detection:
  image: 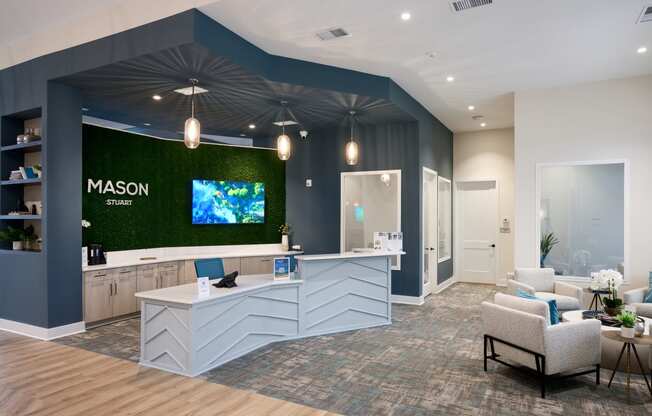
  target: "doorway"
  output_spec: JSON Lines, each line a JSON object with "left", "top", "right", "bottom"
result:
{"left": 422, "top": 168, "right": 438, "bottom": 296}
{"left": 455, "top": 180, "right": 498, "bottom": 284}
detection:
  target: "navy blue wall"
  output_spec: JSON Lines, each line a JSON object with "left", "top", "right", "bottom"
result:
{"left": 0, "top": 12, "right": 196, "bottom": 328}
{"left": 419, "top": 119, "right": 454, "bottom": 284}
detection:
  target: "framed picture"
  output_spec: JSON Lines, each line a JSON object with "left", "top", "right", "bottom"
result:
{"left": 273, "top": 257, "right": 290, "bottom": 280}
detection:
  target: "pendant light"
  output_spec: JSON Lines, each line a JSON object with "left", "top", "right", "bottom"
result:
{"left": 184, "top": 78, "right": 201, "bottom": 149}
{"left": 276, "top": 101, "right": 292, "bottom": 160}
{"left": 345, "top": 110, "right": 359, "bottom": 165}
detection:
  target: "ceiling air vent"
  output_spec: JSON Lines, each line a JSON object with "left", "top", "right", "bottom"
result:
{"left": 450, "top": 0, "right": 493, "bottom": 13}
{"left": 638, "top": 5, "right": 652, "bottom": 23}
{"left": 316, "top": 27, "right": 350, "bottom": 41}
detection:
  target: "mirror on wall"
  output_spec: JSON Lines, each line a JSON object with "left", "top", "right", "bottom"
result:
{"left": 538, "top": 162, "right": 625, "bottom": 278}
{"left": 341, "top": 170, "right": 401, "bottom": 269}
{"left": 438, "top": 177, "right": 452, "bottom": 262}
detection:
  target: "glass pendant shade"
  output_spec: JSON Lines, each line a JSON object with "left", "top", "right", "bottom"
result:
{"left": 277, "top": 133, "right": 292, "bottom": 160}
{"left": 345, "top": 140, "right": 359, "bottom": 165}
{"left": 184, "top": 117, "right": 201, "bottom": 149}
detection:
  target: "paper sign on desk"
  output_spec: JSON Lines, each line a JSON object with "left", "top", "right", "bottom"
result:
{"left": 197, "top": 277, "right": 210, "bottom": 297}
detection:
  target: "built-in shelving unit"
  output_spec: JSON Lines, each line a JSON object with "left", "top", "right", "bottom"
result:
{"left": 0, "top": 140, "right": 42, "bottom": 153}
{"left": 1, "top": 178, "right": 41, "bottom": 186}
{"left": 0, "top": 108, "right": 43, "bottom": 252}
{"left": 0, "top": 215, "right": 41, "bottom": 220}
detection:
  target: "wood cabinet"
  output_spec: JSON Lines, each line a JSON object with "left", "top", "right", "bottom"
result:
{"left": 241, "top": 256, "right": 275, "bottom": 275}
{"left": 223, "top": 257, "right": 241, "bottom": 275}
{"left": 137, "top": 264, "right": 158, "bottom": 293}
{"left": 159, "top": 262, "right": 179, "bottom": 288}
{"left": 84, "top": 267, "right": 138, "bottom": 323}
{"left": 113, "top": 267, "right": 138, "bottom": 316}
{"left": 84, "top": 271, "right": 113, "bottom": 323}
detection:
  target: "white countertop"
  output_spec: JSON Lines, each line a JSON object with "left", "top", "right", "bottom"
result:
{"left": 295, "top": 251, "right": 406, "bottom": 261}
{"left": 135, "top": 274, "right": 301, "bottom": 305}
{"left": 83, "top": 244, "right": 302, "bottom": 271}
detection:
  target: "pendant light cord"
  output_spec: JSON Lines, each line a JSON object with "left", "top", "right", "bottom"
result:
{"left": 191, "top": 82, "right": 196, "bottom": 119}
{"left": 281, "top": 101, "right": 286, "bottom": 135}
{"left": 349, "top": 110, "right": 356, "bottom": 143}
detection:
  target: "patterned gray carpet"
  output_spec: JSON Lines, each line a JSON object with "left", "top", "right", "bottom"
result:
{"left": 56, "top": 283, "right": 652, "bottom": 415}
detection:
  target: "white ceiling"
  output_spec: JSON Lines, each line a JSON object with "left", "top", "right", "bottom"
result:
{"left": 2, "top": 0, "right": 651, "bottom": 132}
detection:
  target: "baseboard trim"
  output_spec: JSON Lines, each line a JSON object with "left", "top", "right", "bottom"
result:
{"left": 391, "top": 294, "right": 425, "bottom": 305}
{"left": 0, "top": 319, "right": 86, "bottom": 341}
{"left": 433, "top": 276, "right": 456, "bottom": 294}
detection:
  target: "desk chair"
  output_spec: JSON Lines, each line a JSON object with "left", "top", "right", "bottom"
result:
{"left": 194, "top": 258, "right": 225, "bottom": 279}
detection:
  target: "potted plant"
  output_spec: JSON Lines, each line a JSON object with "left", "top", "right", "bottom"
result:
{"left": 0, "top": 226, "right": 26, "bottom": 250}
{"left": 616, "top": 310, "right": 637, "bottom": 338}
{"left": 540, "top": 232, "right": 559, "bottom": 268}
{"left": 592, "top": 269, "right": 624, "bottom": 316}
{"left": 23, "top": 225, "right": 38, "bottom": 251}
{"left": 33, "top": 164, "right": 42, "bottom": 178}
{"left": 279, "top": 223, "right": 291, "bottom": 251}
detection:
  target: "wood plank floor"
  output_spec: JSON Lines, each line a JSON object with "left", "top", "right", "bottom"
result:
{"left": 0, "top": 330, "right": 339, "bottom": 416}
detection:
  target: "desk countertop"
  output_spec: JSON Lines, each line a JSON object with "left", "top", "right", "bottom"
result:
{"left": 135, "top": 274, "right": 301, "bottom": 305}
{"left": 295, "top": 251, "right": 405, "bottom": 261}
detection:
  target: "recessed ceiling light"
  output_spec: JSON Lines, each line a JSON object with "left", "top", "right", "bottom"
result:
{"left": 467, "top": 105, "right": 475, "bottom": 111}
{"left": 446, "top": 75, "right": 455, "bottom": 82}
{"left": 401, "top": 12, "right": 411, "bottom": 21}
{"left": 480, "top": 122, "right": 487, "bottom": 127}
{"left": 248, "top": 124, "right": 256, "bottom": 129}
{"left": 152, "top": 94, "right": 162, "bottom": 101}
{"left": 143, "top": 123, "right": 151, "bottom": 127}
{"left": 637, "top": 46, "right": 648, "bottom": 54}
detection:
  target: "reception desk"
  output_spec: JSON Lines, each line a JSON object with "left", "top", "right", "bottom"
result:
{"left": 136, "top": 251, "right": 403, "bottom": 376}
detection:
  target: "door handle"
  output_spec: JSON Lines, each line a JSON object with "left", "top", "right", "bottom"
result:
{"left": 114, "top": 282, "right": 118, "bottom": 295}
{"left": 490, "top": 244, "right": 496, "bottom": 248}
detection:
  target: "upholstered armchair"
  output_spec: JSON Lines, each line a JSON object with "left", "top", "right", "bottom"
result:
{"left": 623, "top": 287, "right": 652, "bottom": 318}
{"left": 507, "top": 268, "right": 583, "bottom": 312}
{"left": 482, "top": 293, "right": 602, "bottom": 398}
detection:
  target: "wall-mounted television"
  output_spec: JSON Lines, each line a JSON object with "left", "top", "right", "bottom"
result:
{"left": 192, "top": 180, "right": 265, "bottom": 224}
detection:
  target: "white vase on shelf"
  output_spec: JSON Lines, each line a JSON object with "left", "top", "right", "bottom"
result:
{"left": 12, "top": 241, "right": 23, "bottom": 251}
{"left": 281, "top": 234, "right": 289, "bottom": 251}
{"left": 621, "top": 326, "right": 635, "bottom": 338}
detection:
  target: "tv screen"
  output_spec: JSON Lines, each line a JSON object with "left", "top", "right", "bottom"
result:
{"left": 192, "top": 180, "right": 265, "bottom": 224}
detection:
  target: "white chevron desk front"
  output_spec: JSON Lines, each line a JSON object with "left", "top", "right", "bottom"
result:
{"left": 136, "top": 251, "right": 404, "bottom": 376}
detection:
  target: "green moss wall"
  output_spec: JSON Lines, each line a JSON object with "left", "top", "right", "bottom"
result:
{"left": 82, "top": 125, "right": 285, "bottom": 251}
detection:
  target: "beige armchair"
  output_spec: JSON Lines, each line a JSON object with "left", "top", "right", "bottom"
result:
{"left": 623, "top": 287, "right": 652, "bottom": 318}
{"left": 507, "top": 268, "right": 583, "bottom": 312}
{"left": 482, "top": 293, "right": 602, "bottom": 398}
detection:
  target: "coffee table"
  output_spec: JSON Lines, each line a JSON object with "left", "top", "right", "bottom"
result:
{"left": 602, "top": 331, "right": 652, "bottom": 396}
{"left": 562, "top": 310, "right": 651, "bottom": 373}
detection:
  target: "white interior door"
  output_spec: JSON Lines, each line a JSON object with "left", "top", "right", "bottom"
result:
{"left": 422, "top": 168, "right": 438, "bottom": 296}
{"left": 457, "top": 180, "right": 497, "bottom": 284}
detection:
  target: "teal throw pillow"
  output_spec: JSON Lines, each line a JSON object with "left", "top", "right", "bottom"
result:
{"left": 644, "top": 271, "right": 652, "bottom": 303}
{"left": 516, "top": 289, "right": 559, "bottom": 325}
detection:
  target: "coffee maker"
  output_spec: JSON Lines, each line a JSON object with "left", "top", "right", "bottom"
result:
{"left": 88, "top": 243, "right": 106, "bottom": 265}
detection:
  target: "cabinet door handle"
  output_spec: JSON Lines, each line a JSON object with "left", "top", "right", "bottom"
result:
{"left": 114, "top": 282, "right": 118, "bottom": 295}
{"left": 109, "top": 284, "right": 112, "bottom": 297}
